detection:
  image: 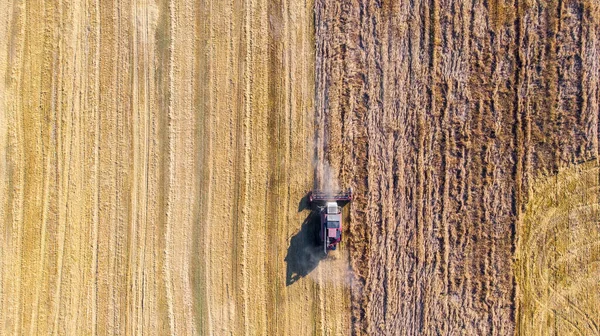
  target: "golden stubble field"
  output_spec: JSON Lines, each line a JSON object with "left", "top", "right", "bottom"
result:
{"left": 516, "top": 161, "right": 600, "bottom": 336}
{"left": 2, "top": 0, "right": 600, "bottom": 335}
{"left": 0, "top": 0, "right": 351, "bottom": 334}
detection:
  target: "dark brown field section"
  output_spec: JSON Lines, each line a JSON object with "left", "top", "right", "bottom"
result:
{"left": 314, "top": 0, "right": 600, "bottom": 334}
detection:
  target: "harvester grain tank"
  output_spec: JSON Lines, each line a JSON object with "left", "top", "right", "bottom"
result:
{"left": 308, "top": 188, "right": 352, "bottom": 254}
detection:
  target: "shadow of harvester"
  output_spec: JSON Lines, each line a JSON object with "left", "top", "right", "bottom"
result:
{"left": 285, "top": 210, "right": 327, "bottom": 286}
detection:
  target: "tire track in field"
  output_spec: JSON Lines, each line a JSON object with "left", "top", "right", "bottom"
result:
{"left": 27, "top": 0, "right": 58, "bottom": 333}
{"left": 195, "top": 0, "right": 214, "bottom": 333}
{"left": 162, "top": 0, "right": 176, "bottom": 333}
{"left": 90, "top": 0, "right": 101, "bottom": 333}
{"left": 240, "top": 0, "right": 252, "bottom": 334}
{"left": 0, "top": 4, "right": 9, "bottom": 327}
{"left": 129, "top": 0, "right": 160, "bottom": 333}
{"left": 1, "top": 1, "right": 26, "bottom": 333}
{"left": 129, "top": 2, "right": 143, "bottom": 332}
{"left": 51, "top": 1, "right": 75, "bottom": 332}
{"left": 170, "top": 0, "right": 200, "bottom": 333}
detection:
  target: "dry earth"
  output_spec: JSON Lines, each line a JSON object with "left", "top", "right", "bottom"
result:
{"left": 2, "top": 0, "right": 600, "bottom": 335}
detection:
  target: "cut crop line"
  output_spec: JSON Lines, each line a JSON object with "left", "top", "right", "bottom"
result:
{"left": 204, "top": 0, "right": 215, "bottom": 332}
{"left": 52, "top": 3, "right": 73, "bottom": 331}
{"left": 92, "top": 0, "right": 100, "bottom": 334}
{"left": 138, "top": 0, "right": 152, "bottom": 333}
{"left": 29, "top": 2, "right": 54, "bottom": 331}
{"left": 29, "top": 112, "right": 53, "bottom": 336}
{"left": 9, "top": 1, "right": 28, "bottom": 333}
{"left": 241, "top": 0, "right": 252, "bottom": 334}
{"left": 163, "top": 0, "right": 176, "bottom": 334}
{"left": 127, "top": 1, "right": 139, "bottom": 334}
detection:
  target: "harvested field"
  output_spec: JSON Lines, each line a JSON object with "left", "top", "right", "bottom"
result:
{"left": 516, "top": 161, "right": 600, "bottom": 335}
{"left": 0, "top": 0, "right": 350, "bottom": 334}
{"left": 1, "top": 0, "right": 600, "bottom": 335}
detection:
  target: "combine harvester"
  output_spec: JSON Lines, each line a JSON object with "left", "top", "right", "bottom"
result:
{"left": 308, "top": 188, "right": 353, "bottom": 254}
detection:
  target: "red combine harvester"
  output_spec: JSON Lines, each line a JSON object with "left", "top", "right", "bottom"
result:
{"left": 308, "top": 188, "right": 353, "bottom": 254}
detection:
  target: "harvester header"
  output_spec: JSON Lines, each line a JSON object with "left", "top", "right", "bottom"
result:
{"left": 308, "top": 188, "right": 353, "bottom": 206}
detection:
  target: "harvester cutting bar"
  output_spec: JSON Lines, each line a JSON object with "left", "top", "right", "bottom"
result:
{"left": 309, "top": 188, "right": 353, "bottom": 206}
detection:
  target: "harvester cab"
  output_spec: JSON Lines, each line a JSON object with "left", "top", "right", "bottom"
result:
{"left": 308, "top": 188, "right": 352, "bottom": 254}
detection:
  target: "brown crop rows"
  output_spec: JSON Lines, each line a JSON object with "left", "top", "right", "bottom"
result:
{"left": 315, "top": 0, "right": 600, "bottom": 335}
{"left": 2, "top": 0, "right": 600, "bottom": 335}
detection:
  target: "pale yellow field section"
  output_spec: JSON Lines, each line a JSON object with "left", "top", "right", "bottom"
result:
{"left": 0, "top": 0, "right": 349, "bottom": 335}
{"left": 516, "top": 161, "right": 600, "bottom": 336}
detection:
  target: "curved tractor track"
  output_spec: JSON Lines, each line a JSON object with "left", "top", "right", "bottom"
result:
{"left": 516, "top": 162, "right": 600, "bottom": 336}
